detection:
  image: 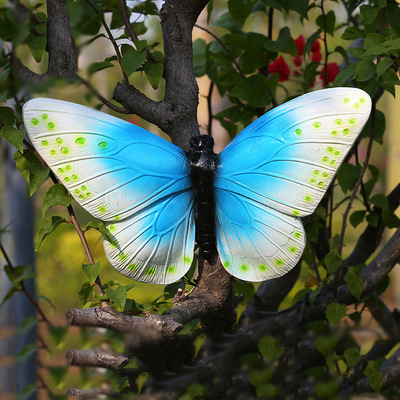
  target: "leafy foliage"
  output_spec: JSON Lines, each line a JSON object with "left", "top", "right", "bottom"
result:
{"left": 1, "top": 0, "right": 400, "bottom": 399}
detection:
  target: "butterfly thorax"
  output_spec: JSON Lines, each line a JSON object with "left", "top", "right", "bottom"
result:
{"left": 188, "top": 135, "right": 218, "bottom": 263}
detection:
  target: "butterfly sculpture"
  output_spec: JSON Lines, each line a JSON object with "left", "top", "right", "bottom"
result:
{"left": 23, "top": 88, "right": 371, "bottom": 284}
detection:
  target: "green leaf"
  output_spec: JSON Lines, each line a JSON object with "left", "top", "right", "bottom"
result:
{"left": 233, "top": 279, "right": 255, "bottom": 303}
{"left": 248, "top": 368, "right": 273, "bottom": 388}
{"left": 360, "top": 4, "right": 378, "bottom": 24}
{"left": 256, "top": 383, "right": 279, "bottom": 398}
{"left": 350, "top": 210, "right": 366, "bottom": 228}
{"left": 264, "top": 27, "right": 297, "bottom": 55}
{"left": 86, "top": 220, "right": 113, "bottom": 242}
{"left": 369, "top": 194, "right": 389, "bottom": 209}
{"left": 382, "top": 209, "right": 400, "bottom": 228}
{"left": 337, "top": 163, "right": 361, "bottom": 194}
{"left": 82, "top": 262, "right": 101, "bottom": 285}
{"left": 0, "top": 106, "right": 15, "bottom": 125}
{"left": 259, "top": 335, "right": 284, "bottom": 362}
{"left": 228, "top": 0, "right": 255, "bottom": 26}
{"left": 16, "top": 317, "right": 37, "bottom": 334}
{"left": 26, "top": 34, "right": 46, "bottom": 62}
{"left": 325, "top": 302, "right": 347, "bottom": 325}
{"left": 48, "top": 325, "right": 68, "bottom": 349}
{"left": 105, "top": 286, "right": 127, "bottom": 311}
{"left": 314, "top": 380, "right": 339, "bottom": 398}
{"left": 121, "top": 48, "right": 147, "bottom": 77}
{"left": 285, "top": 0, "right": 309, "bottom": 18}
{"left": 355, "top": 59, "right": 376, "bottom": 82}
{"left": 5, "top": 264, "right": 36, "bottom": 286}
{"left": 42, "top": 184, "right": 73, "bottom": 216}
{"left": 333, "top": 62, "right": 357, "bottom": 86}
{"left": 342, "top": 26, "right": 364, "bottom": 41}
{"left": 16, "top": 343, "right": 37, "bottom": 363}
{"left": 25, "top": 162, "right": 50, "bottom": 196}
{"left": 143, "top": 60, "right": 164, "bottom": 89}
{"left": 35, "top": 216, "right": 67, "bottom": 250}
{"left": 344, "top": 267, "right": 363, "bottom": 300}
{"left": 1, "top": 125, "right": 25, "bottom": 152}
{"left": 230, "top": 75, "right": 271, "bottom": 107}
{"left": 364, "top": 360, "right": 383, "bottom": 392}
{"left": 314, "top": 334, "right": 338, "bottom": 356}
{"left": 366, "top": 212, "right": 380, "bottom": 228}
{"left": 0, "top": 286, "right": 20, "bottom": 306}
{"left": 316, "top": 10, "right": 336, "bottom": 36}
{"left": 16, "top": 384, "right": 37, "bottom": 400}
{"left": 193, "top": 38, "right": 207, "bottom": 77}
{"left": 78, "top": 281, "right": 94, "bottom": 305}
{"left": 325, "top": 235, "right": 342, "bottom": 275}
{"left": 37, "top": 295, "right": 57, "bottom": 315}
{"left": 87, "top": 61, "right": 114, "bottom": 75}
{"left": 164, "top": 280, "right": 185, "bottom": 300}
{"left": 377, "top": 58, "right": 394, "bottom": 78}
{"left": 344, "top": 347, "right": 361, "bottom": 369}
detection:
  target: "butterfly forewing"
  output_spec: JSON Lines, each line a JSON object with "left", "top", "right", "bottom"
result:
{"left": 23, "top": 98, "right": 195, "bottom": 284}
{"left": 215, "top": 88, "right": 371, "bottom": 281}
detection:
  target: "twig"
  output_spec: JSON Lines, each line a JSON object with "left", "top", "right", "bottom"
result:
{"left": 194, "top": 24, "right": 243, "bottom": 75}
{"left": 119, "top": 0, "right": 159, "bottom": 63}
{"left": 0, "top": 242, "right": 52, "bottom": 326}
{"left": 78, "top": 76, "right": 130, "bottom": 114}
{"left": 320, "top": 0, "right": 329, "bottom": 86}
{"left": 84, "top": 0, "right": 128, "bottom": 82}
{"left": 339, "top": 101, "right": 376, "bottom": 256}
{"left": 66, "top": 205, "right": 105, "bottom": 297}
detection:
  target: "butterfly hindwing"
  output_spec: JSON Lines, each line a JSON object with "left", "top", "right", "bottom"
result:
{"left": 23, "top": 98, "right": 195, "bottom": 284}
{"left": 215, "top": 88, "right": 371, "bottom": 281}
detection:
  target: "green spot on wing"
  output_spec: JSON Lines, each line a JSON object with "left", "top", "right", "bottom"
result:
{"left": 119, "top": 253, "right": 127, "bottom": 261}
{"left": 349, "top": 118, "right": 356, "bottom": 125}
{"left": 240, "top": 265, "right": 248, "bottom": 272}
{"left": 335, "top": 119, "right": 342, "bottom": 125}
{"left": 344, "top": 98, "right": 350, "bottom": 103}
{"left": 294, "top": 231, "right": 302, "bottom": 238}
{"left": 41, "top": 140, "right": 48, "bottom": 146}
{"left": 48, "top": 122, "right": 55, "bottom": 129}
{"left": 58, "top": 168, "right": 64, "bottom": 173}
{"left": 294, "top": 128, "right": 302, "bottom": 136}
{"left": 75, "top": 137, "right": 87, "bottom": 146}
{"left": 32, "top": 118, "right": 39, "bottom": 126}
{"left": 293, "top": 210, "right": 300, "bottom": 216}
{"left": 313, "top": 122, "right": 321, "bottom": 128}
{"left": 42, "top": 114, "right": 48, "bottom": 120}
{"left": 50, "top": 150, "right": 56, "bottom": 156}
{"left": 129, "top": 264, "right": 137, "bottom": 271}
{"left": 275, "top": 259, "right": 283, "bottom": 266}
{"left": 167, "top": 266, "right": 175, "bottom": 273}
{"left": 184, "top": 256, "right": 191, "bottom": 264}
{"left": 223, "top": 261, "right": 229, "bottom": 268}
{"left": 259, "top": 264, "right": 267, "bottom": 272}
{"left": 146, "top": 267, "right": 155, "bottom": 275}
{"left": 289, "top": 246, "right": 297, "bottom": 253}
{"left": 66, "top": 165, "right": 72, "bottom": 171}
{"left": 56, "top": 138, "right": 63, "bottom": 145}
{"left": 99, "top": 206, "right": 107, "bottom": 213}
{"left": 61, "top": 147, "right": 69, "bottom": 155}
{"left": 72, "top": 174, "right": 78, "bottom": 180}
{"left": 98, "top": 141, "right": 108, "bottom": 149}
{"left": 331, "top": 130, "right": 338, "bottom": 136}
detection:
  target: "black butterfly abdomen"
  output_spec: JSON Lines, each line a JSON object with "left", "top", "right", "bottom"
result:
{"left": 188, "top": 135, "right": 218, "bottom": 262}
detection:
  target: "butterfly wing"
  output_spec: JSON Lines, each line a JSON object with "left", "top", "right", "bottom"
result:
{"left": 23, "top": 98, "right": 195, "bottom": 284}
{"left": 215, "top": 87, "right": 371, "bottom": 281}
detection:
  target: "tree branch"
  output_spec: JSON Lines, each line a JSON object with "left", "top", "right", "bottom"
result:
{"left": 66, "top": 349, "right": 130, "bottom": 371}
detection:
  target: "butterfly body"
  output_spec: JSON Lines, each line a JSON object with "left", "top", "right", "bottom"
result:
{"left": 23, "top": 88, "right": 372, "bottom": 284}
{"left": 188, "top": 135, "right": 218, "bottom": 263}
